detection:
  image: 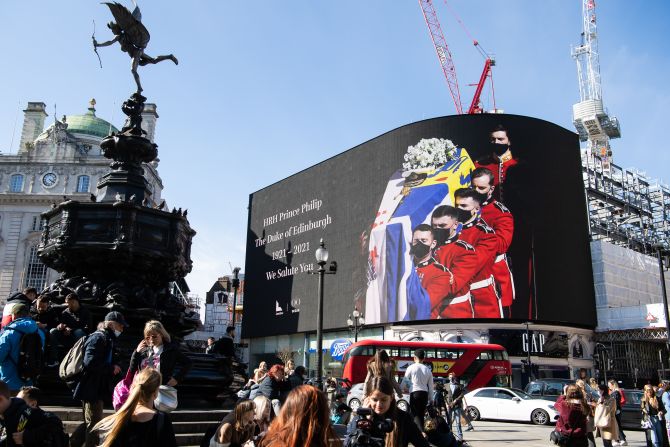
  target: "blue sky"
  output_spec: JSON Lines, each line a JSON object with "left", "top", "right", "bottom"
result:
{"left": 1, "top": 1, "right": 668, "bottom": 300}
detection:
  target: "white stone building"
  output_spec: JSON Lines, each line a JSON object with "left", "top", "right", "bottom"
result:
{"left": 0, "top": 100, "right": 164, "bottom": 303}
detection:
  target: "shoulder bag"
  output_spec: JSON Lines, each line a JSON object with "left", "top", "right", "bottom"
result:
{"left": 154, "top": 385, "right": 178, "bottom": 413}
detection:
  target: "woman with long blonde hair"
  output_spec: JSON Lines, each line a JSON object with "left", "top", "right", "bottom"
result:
{"left": 129, "top": 320, "right": 192, "bottom": 387}
{"left": 260, "top": 385, "right": 341, "bottom": 447}
{"left": 641, "top": 384, "right": 666, "bottom": 447}
{"left": 94, "top": 368, "right": 176, "bottom": 447}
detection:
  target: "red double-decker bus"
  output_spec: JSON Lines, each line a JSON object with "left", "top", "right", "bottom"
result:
{"left": 341, "top": 340, "right": 511, "bottom": 389}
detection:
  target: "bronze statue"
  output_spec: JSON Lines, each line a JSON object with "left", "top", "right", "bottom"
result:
{"left": 93, "top": 1, "right": 178, "bottom": 93}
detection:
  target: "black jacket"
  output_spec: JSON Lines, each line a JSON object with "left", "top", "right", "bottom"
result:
{"left": 32, "top": 308, "right": 59, "bottom": 332}
{"left": 288, "top": 372, "right": 304, "bottom": 389}
{"left": 6, "top": 292, "right": 32, "bottom": 307}
{"left": 73, "top": 328, "right": 118, "bottom": 402}
{"left": 0, "top": 398, "right": 57, "bottom": 447}
{"left": 443, "top": 382, "right": 466, "bottom": 408}
{"left": 344, "top": 408, "right": 430, "bottom": 447}
{"left": 59, "top": 307, "right": 92, "bottom": 333}
{"left": 129, "top": 341, "right": 193, "bottom": 385}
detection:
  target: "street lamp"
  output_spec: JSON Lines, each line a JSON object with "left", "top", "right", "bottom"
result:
{"left": 313, "top": 239, "right": 336, "bottom": 391}
{"left": 524, "top": 322, "right": 534, "bottom": 382}
{"left": 231, "top": 267, "right": 241, "bottom": 326}
{"left": 347, "top": 309, "right": 365, "bottom": 342}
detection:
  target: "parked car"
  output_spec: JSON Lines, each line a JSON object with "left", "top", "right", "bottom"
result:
{"left": 346, "top": 383, "right": 410, "bottom": 412}
{"left": 524, "top": 378, "right": 599, "bottom": 402}
{"left": 465, "top": 387, "right": 558, "bottom": 425}
{"left": 619, "top": 389, "right": 644, "bottom": 430}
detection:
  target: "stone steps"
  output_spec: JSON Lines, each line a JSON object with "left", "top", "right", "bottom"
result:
{"left": 43, "top": 407, "right": 227, "bottom": 447}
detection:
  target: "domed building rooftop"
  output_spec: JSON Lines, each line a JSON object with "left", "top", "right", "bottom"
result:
{"left": 36, "top": 99, "right": 118, "bottom": 141}
{"left": 65, "top": 99, "right": 118, "bottom": 138}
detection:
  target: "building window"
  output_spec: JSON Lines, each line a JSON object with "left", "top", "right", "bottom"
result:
{"left": 31, "top": 216, "right": 45, "bottom": 232}
{"left": 76, "top": 175, "right": 90, "bottom": 193}
{"left": 10, "top": 174, "right": 24, "bottom": 192}
{"left": 25, "top": 246, "right": 48, "bottom": 290}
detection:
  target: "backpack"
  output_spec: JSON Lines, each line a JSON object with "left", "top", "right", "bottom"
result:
{"left": 619, "top": 388, "right": 626, "bottom": 406}
{"left": 59, "top": 335, "right": 87, "bottom": 381}
{"left": 7, "top": 327, "right": 44, "bottom": 381}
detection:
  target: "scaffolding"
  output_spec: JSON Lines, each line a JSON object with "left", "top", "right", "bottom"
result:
{"left": 582, "top": 151, "right": 670, "bottom": 254}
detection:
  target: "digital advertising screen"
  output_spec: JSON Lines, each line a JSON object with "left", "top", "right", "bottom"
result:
{"left": 242, "top": 114, "right": 596, "bottom": 338}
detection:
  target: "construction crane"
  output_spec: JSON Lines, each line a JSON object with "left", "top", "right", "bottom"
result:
{"left": 418, "top": 0, "right": 496, "bottom": 115}
{"left": 572, "top": 0, "right": 620, "bottom": 168}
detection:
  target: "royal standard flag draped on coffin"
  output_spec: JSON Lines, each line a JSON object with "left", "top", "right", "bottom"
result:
{"left": 365, "top": 146, "right": 475, "bottom": 324}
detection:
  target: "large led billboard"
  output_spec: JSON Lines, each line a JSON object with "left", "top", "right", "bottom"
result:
{"left": 242, "top": 115, "right": 596, "bottom": 338}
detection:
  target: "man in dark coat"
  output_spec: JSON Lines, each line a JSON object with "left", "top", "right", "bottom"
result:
{"left": 443, "top": 372, "right": 468, "bottom": 441}
{"left": 72, "top": 311, "right": 127, "bottom": 447}
{"left": 49, "top": 294, "right": 92, "bottom": 361}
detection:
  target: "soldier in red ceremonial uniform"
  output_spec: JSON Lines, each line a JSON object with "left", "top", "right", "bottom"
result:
{"left": 454, "top": 188, "right": 503, "bottom": 318}
{"left": 472, "top": 167, "right": 516, "bottom": 315}
{"left": 410, "top": 224, "right": 455, "bottom": 318}
{"left": 475, "top": 124, "right": 518, "bottom": 202}
{"left": 429, "top": 206, "right": 478, "bottom": 319}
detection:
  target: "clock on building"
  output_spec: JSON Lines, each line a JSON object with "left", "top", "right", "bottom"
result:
{"left": 42, "top": 172, "right": 58, "bottom": 188}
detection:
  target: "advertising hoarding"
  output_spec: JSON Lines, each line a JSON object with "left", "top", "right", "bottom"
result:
{"left": 242, "top": 115, "right": 596, "bottom": 338}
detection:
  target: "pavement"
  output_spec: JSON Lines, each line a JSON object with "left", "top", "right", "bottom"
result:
{"left": 456, "top": 421, "right": 648, "bottom": 446}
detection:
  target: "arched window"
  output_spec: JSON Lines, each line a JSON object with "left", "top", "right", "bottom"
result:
{"left": 76, "top": 175, "right": 90, "bottom": 193}
{"left": 10, "top": 174, "right": 24, "bottom": 192}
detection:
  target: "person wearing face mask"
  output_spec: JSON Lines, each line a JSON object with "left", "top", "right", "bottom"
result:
{"left": 129, "top": 320, "right": 192, "bottom": 388}
{"left": 344, "top": 376, "right": 429, "bottom": 447}
{"left": 454, "top": 188, "right": 502, "bottom": 319}
{"left": 430, "top": 206, "right": 479, "bottom": 318}
{"left": 475, "top": 124, "right": 518, "bottom": 203}
{"left": 471, "top": 167, "right": 516, "bottom": 316}
{"left": 410, "top": 224, "right": 456, "bottom": 319}
{"left": 72, "top": 311, "right": 127, "bottom": 447}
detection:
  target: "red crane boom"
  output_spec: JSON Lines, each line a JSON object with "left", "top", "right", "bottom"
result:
{"left": 418, "top": 0, "right": 463, "bottom": 114}
{"left": 418, "top": 0, "right": 497, "bottom": 114}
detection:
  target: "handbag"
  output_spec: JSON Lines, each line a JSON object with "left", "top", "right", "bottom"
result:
{"left": 595, "top": 402, "right": 611, "bottom": 428}
{"left": 154, "top": 385, "right": 178, "bottom": 413}
{"left": 549, "top": 429, "right": 570, "bottom": 446}
{"left": 112, "top": 369, "right": 135, "bottom": 410}
{"left": 641, "top": 416, "right": 653, "bottom": 430}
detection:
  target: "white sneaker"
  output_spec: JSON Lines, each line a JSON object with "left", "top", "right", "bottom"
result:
{"left": 612, "top": 442, "right": 621, "bottom": 446}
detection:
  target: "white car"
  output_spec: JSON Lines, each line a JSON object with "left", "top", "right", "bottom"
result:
{"left": 464, "top": 387, "right": 558, "bottom": 425}
{"left": 346, "top": 383, "right": 410, "bottom": 413}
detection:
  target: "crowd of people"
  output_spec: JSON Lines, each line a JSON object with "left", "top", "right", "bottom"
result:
{"left": 4, "top": 291, "right": 669, "bottom": 447}
{"left": 553, "top": 376, "right": 670, "bottom": 447}
{"left": 0, "top": 302, "right": 467, "bottom": 447}
{"left": 0, "top": 289, "right": 197, "bottom": 447}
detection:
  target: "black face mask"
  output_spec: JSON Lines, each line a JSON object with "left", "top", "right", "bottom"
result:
{"left": 410, "top": 242, "right": 431, "bottom": 259}
{"left": 432, "top": 228, "right": 449, "bottom": 246}
{"left": 457, "top": 208, "right": 474, "bottom": 223}
{"left": 489, "top": 142, "right": 509, "bottom": 156}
